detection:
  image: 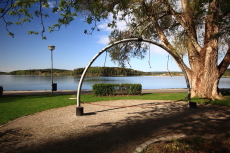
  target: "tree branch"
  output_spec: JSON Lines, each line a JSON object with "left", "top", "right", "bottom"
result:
{"left": 150, "top": 15, "right": 175, "bottom": 55}
{"left": 2, "top": 16, "right": 11, "bottom": 32}
{"left": 129, "top": 17, "right": 150, "bottom": 36}
{"left": 0, "top": 0, "right": 13, "bottom": 18}
{"left": 150, "top": 15, "right": 191, "bottom": 74}
{"left": 204, "top": 0, "right": 219, "bottom": 44}
{"left": 39, "top": 0, "right": 45, "bottom": 38}
{"left": 139, "top": 22, "right": 152, "bottom": 35}
{"left": 160, "top": 0, "right": 202, "bottom": 52}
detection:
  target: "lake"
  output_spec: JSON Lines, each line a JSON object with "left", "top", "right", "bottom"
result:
{"left": 0, "top": 75, "right": 229, "bottom": 91}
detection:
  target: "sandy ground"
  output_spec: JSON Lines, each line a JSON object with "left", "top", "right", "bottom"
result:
{"left": 0, "top": 99, "right": 230, "bottom": 153}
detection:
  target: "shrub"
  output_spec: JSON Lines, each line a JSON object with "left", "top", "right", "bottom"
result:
{"left": 93, "top": 83, "right": 142, "bottom": 96}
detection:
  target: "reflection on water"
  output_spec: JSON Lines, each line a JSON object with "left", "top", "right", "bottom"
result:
{"left": 0, "top": 75, "right": 229, "bottom": 91}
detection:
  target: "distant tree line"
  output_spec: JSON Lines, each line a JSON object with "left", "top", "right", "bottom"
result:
{"left": 74, "top": 67, "right": 230, "bottom": 76}
{"left": 0, "top": 72, "right": 8, "bottom": 75}
{"left": 74, "top": 67, "right": 144, "bottom": 76}
{"left": 1, "top": 67, "right": 230, "bottom": 77}
{"left": 6, "top": 69, "right": 73, "bottom": 76}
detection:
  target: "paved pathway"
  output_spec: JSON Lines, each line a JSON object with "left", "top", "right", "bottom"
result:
{"left": 1, "top": 100, "right": 230, "bottom": 153}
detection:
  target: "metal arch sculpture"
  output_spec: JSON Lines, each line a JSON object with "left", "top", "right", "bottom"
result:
{"left": 76, "top": 38, "right": 192, "bottom": 116}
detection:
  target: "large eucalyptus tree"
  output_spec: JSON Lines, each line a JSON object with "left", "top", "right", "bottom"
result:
{"left": 1, "top": 0, "right": 230, "bottom": 99}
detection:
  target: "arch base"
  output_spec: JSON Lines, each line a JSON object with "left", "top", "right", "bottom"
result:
{"left": 76, "top": 107, "right": 84, "bottom": 116}
{"left": 188, "top": 102, "right": 197, "bottom": 108}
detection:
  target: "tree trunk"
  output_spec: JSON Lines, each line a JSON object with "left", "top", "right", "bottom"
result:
{"left": 187, "top": 46, "right": 223, "bottom": 100}
{"left": 189, "top": 70, "right": 222, "bottom": 100}
{"left": 152, "top": 0, "right": 228, "bottom": 100}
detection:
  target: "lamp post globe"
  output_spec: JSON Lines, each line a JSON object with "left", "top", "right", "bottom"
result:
{"left": 48, "top": 45, "right": 55, "bottom": 95}
{"left": 48, "top": 45, "right": 55, "bottom": 51}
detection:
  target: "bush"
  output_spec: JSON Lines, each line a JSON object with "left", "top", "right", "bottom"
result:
{"left": 93, "top": 83, "right": 142, "bottom": 96}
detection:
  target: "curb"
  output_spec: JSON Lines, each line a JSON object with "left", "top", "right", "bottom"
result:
{"left": 133, "top": 135, "right": 186, "bottom": 153}
{"left": 133, "top": 134, "right": 219, "bottom": 153}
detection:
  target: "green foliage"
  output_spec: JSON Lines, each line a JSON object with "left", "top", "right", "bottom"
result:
{"left": 93, "top": 83, "right": 115, "bottom": 96}
{"left": 0, "top": 71, "right": 8, "bottom": 75}
{"left": 74, "top": 66, "right": 185, "bottom": 76}
{"left": 6, "top": 21, "right": 13, "bottom": 26}
{"left": 28, "top": 31, "right": 39, "bottom": 35}
{"left": 74, "top": 67, "right": 148, "bottom": 76}
{"left": 0, "top": 95, "right": 74, "bottom": 125}
{"left": 6, "top": 32, "right": 15, "bottom": 38}
{"left": 2, "top": 0, "right": 230, "bottom": 63}
{"left": 2, "top": 0, "right": 49, "bottom": 38}
{"left": 15, "top": 21, "right": 21, "bottom": 25}
{"left": 93, "top": 83, "right": 142, "bottom": 96}
{"left": 0, "top": 8, "right": 4, "bottom": 13}
{"left": 9, "top": 69, "right": 73, "bottom": 75}
{"left": 42, "top": 36, "right": 47, "bottom": 39}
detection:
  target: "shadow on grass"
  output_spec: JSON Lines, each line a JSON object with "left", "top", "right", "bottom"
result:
{"left": 141, "top": 93, "right": 152, "bottom": 96}
{"left": 1, "top": 101, "right": 229, "bottom": 153}
{"left": 188, "top": 89, "right": 230, "bottom": 106}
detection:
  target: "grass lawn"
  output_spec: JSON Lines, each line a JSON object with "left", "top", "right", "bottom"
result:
{"left": 0, "top": 92, "right": 230, "bottom": 125}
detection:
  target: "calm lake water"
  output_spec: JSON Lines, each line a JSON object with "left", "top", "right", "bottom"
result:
{"left": 0, "top": 75, "right": 229, "bottom": 91}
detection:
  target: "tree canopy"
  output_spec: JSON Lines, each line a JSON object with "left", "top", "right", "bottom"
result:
{"left": 1, "top": 0, "right": 230, "bottom": 65}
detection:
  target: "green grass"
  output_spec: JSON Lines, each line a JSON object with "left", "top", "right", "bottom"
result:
{"left": 80, "top": 92, "right": 188, "bottom": 102}
{"left": 0, "top": 92, "right": 229, "bottom": 125}
{"left": 0, "top": 95, "right": 75, "bottom": 125}
{"left": 188, "top": 91, "right": 230, "bottom": 107}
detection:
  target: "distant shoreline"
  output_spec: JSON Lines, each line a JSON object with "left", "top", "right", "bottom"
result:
{"left": 0, "top": 67, "right": 184, "bottom": 76}
{"left": 1, "top": 67, "right": 230, "bottom": 77}
{"left": 2, "top": 88, "right": 230, "bottom": 96}
{"left": 1, "top": 74, "right": 230, "bottom": 78}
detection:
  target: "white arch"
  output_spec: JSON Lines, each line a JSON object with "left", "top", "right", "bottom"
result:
{"left": 76, "top": 38, "right": 191, "bottom": 115}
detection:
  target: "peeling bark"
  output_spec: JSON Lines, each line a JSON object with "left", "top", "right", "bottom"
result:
{"left": 187, "top": 45, "right": 223, "bottom": 100}
{"left": 189, "top": 72, "right": 222, "bottom": 100}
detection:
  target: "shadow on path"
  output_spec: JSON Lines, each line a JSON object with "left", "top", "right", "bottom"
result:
{"left": 1, "top": 103, "right": 230, "bottom": 153}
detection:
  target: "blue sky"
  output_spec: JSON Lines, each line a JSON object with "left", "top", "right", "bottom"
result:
{"left": 0, "top": 4, "right": 185, "bottom": 72}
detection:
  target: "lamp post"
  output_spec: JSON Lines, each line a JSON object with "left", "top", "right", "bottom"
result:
{"left": 48, "top": 45, "right": 55, "bottom": 95}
